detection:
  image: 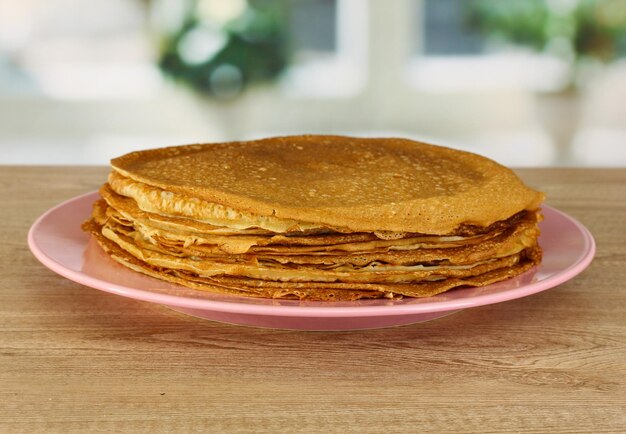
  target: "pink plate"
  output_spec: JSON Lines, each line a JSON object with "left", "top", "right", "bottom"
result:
{"left": 28, "top": 192, "right": 595, "bottom": 330}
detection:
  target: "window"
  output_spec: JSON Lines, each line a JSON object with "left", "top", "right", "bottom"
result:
{"left": 421, "top": 0, "right": 484, "bottom": 55}
{"left": 289, "top": 0, "right": 337, "bottom": 54}
{"left": 281, "top": 0, "right": 367, "bottom": 98}
{"left": 409, "top": 0, "right": 569, "bottom": 92}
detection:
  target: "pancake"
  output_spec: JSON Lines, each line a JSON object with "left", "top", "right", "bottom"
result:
{"left": 110, "top": 135, "right": 544, "bottom": 234}
{"left": 98, "top": 186, "right": 536, "bottom": 254}
{"left": 83, "top": 218, "right": 541, "bottom": 301}
{"left": 82, "top": 135, "right": 545, "bottom": 301}
{"left": 92, "top": 201, "right": 539, "bottom": 268}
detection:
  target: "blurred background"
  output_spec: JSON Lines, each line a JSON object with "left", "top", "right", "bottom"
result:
{"left": 1, "top": 0, "right": 625, "bottom": 166}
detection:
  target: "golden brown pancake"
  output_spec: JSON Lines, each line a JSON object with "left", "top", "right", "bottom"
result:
{"left": 111, "top": 135, "right": 544, "bottom": 234}
{"left": 83, "top": 218, "right": 541, "bottom": 301}
{"left": 83, "top": 135, "right": 545, "bottom": 301}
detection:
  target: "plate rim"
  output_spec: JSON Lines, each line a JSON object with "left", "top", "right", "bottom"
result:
{"left": 28, "top": 191, "right": 596, "bottom": 318}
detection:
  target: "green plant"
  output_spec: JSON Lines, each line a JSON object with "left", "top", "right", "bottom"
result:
{"left": 157, "top": 0, "right": 290, "bottom": 99}
{"left": 469, "top": 0, "right": 626, "bottom": 62}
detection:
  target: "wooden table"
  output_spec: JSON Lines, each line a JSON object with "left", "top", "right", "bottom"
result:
{"left": 1, "top": 167, "right": 624, "bottom": 433}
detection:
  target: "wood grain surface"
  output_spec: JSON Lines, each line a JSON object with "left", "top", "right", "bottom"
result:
{"left": 1, "top": 167, "right": 624, "bottom": 433}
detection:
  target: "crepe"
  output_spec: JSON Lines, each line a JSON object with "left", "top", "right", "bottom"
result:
{"left": 82, "top": 135, "right": 545, "bottom": 301}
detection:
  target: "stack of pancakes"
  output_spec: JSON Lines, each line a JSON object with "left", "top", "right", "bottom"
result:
{"left": 83, "top": 135, "right": 545, "bottom": 301}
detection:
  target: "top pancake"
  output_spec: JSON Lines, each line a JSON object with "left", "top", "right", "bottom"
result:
{"left": 111, "top": 135, "right": 544, "bottom": 234}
